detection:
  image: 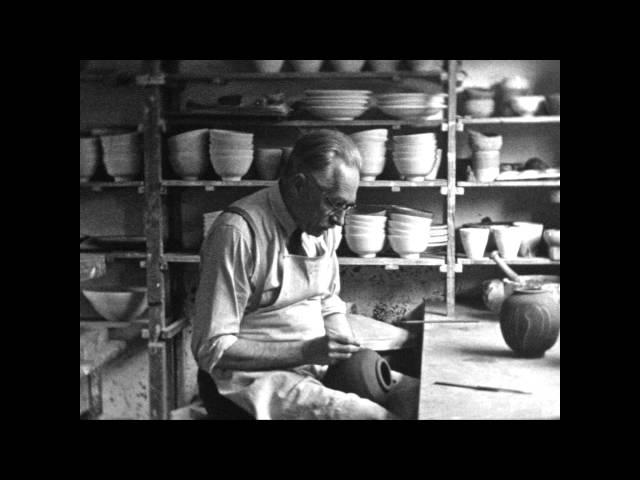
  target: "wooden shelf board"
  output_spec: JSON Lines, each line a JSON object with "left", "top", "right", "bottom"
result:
{"left": 162, "top": 179, "right": 447, "bottom": 188}
{"left": 163, "top": 252, "right": 444, "bottom": 266}
{"left": 80, "top": 181, "right": 143, "bottom": 189}
{"left": 166, "top": 71, "right": 447, "bottom": 83}
{"left": 165, "top": 114, "right": 443, "bottom": 128}
{"left": 457, "top": 257, "right": 559, "bottom": 265}
{"left": 458, "top": 180, "right": 560, "bottom": 188}
{"left": 460, "top": 116, "right": 560, "bottom": 125}
{"left": 80, "top": 318, "right": 149, "bottom": 329}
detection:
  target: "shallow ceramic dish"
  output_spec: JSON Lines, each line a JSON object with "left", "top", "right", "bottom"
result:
{"left": 82, "top": 286, "right": 148, "bottom": 322}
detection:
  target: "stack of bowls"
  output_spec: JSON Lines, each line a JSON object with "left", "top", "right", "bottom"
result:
{"left": 468, "top": 130, "right": 503, "bottom": 183}
{"left": 427, "top": 224, "right": 448, "bottom": 249}
{"left": 376, "top": 93, "right": 446, "bottom": 120}
{"left": 392, "top": 133, "right": 440, "bottom": 181}
{"left": 387, "top": 211, "right": 433, "bottom": 259}
{"left": 289, "top": 60, "right": 324, "bottom": 73}
{"left": 209, "top": 129, "right": 254, "bottom": 181}
{"left": 80, "top": 136, "right": 101, "bottom": 183}
{"left": 344, "top": 211, "right": 387, "bottom": 258}
{"left": 302, "top": 90, "right": 372, "bottom": 121}
{"left": 497, "top": 76, "right": 531, "bottom": 116}
{"left": 350, "top": 129, "right": 388, "bottom": 181}
{"left": 203, "top": 211, "right": 223, "bottom": 238}
{"left": 100, "top": 132, "right": 142, "bottom": 182}
{"left": 167, "top": 129, "right": 209, "bottom": 180}
{"left": 255, "top": 148, "right": 283, "bottom": 180}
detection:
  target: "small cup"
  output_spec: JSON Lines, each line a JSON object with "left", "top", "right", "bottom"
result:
{"left": 513, "top": 221, "right": 544, "bottom": 257}
{"left": 460, "top": 227, "right": 490, "bottom": 259}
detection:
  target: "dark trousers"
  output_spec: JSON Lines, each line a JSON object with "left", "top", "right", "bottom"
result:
{"left": 197, "top": 370, "right": 255, "bottom": 420}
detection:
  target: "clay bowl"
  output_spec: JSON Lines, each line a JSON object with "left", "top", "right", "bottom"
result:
{"left": 344, "top": 233, "right": 386, "bottom": 258}
{"left": 388, "top": 234, "right": 430, "bottom": 259}
{"left": 168, "top": 150, "right": 209, "bottom": 180}
{"left": 80, "top": 137, "right": 100, "bottom": 182}
{"left": 322, "top": 348, "right": 393, "bottom": 404}
{"left": 367, "top": 60, "right": 401, "bottom": 72}
{"left": 329, "top": 60, "right": 366, "bottom": 72}
{"left": 289, "top": 60, "right": 324, "bottom": 72}
{"left": 253, "top": 60, "right": 284, "bottom": 73}
{"left": 510, "top": 95, "right": 545, "bottom": 116}
{"left": 82, "top": 286, "right": 148, "bottom": 322}
{"left": 464, "top": 98, "right": 495, "bottom": 118}
{"left": 468, "top": 131, "right": 503, "bottom": 151}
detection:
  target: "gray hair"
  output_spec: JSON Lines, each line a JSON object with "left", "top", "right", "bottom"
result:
{"left": 282, "top": 129, "right": 362, "bottom": 179}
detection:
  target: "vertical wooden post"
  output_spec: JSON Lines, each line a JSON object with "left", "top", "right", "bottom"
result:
{"left": 143, "top": 59, "right": 171, "bottom": 419}
{"left": 445, "top": 60, "right": 458, "bottom": 319}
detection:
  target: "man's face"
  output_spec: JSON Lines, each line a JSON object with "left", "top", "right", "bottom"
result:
{"left": 300, "top": 164, "right": 359, "bottom": 237}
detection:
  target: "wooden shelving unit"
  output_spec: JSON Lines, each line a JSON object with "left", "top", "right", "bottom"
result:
{"left": 83, "top": 60, "right": 559, "bottom": 419}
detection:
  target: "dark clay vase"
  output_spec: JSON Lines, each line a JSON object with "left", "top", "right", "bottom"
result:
{"left": 322, "top": 348, "right": 393, "bottom": 405}
{"left": 500, "top": 288, "right": 560, "bottom": 358}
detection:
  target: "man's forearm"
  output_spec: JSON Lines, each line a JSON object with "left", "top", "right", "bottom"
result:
{"left": 216, "top": 338, "right": 308, "bottom": 371}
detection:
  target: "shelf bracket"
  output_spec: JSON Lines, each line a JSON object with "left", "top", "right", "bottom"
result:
{"left": 391, "top": 124, "right": 402, "bottom": 131}
{"left": 439, "top": 263, "right": 463, "bottom": 273}
{"left": 139, "top": 257, "right": 168, "bottom": 271}
{"left": 384, "top": 264, "right": 400, "bottom": 271}
{"left": 141, "top": 318, "right": 188, "bottom": 340}
{"left": 204, "top": 185, "right": 216, "bottom": 192}
{"left": 390, "top": 186, "right": 401, "bottom": 192}
{"left": 456, "top": 119, "right": 464, "bottom": 132}
{"left": 135, "top": 73, "right": 166, "bottom": 86}
{"left": 441, "top": 122, "right": 449, "bottom": 132}
{"left": 440, "top": 186, "right": 464, "bottom": 196}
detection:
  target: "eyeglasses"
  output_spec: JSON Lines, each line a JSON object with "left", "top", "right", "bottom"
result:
{"left": 306, "top": 174, "right": 356, "bottom": 215}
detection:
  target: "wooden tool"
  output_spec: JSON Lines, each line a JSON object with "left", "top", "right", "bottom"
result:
{"left": 434, "top": 381, "right": 531, "bottom": 395}
{"left": 489, "top": 250, "right": 543, "bottom": 290}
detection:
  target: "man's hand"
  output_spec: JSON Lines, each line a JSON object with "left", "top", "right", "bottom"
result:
{"left": 303, "top": 333, "right": 361, "bottom": 365}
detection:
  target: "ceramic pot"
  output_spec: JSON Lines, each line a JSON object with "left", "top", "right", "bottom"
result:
{"left": 482, "top": 275, "right": 560, "bottom": 313}
{"left": 289, "top": 60, "right": 324, "bottom": 72}
{"left": 253, "top": 60, "right": 284, "bottom": 73}
{"left": 322, "top": 348, "right": 393, "bottom": 404}
{"left": 500, "top": 289, "right": 560, "bottom": 358}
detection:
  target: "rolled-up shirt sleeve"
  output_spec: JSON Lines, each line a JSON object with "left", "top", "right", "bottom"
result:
{"left": 191, "top": 221, "right": 254, "bottom": 374}
{"left": 321, "top": 227, "right": 347, "bottom": 318}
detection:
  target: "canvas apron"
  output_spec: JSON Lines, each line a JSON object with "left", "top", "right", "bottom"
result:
{"left": 211, "top": 207, "right": 393, "bottom": 419}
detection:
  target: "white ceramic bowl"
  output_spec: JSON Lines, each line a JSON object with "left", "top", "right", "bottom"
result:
{"left": 82, "top": 286, "right": 148, "bottom": 322}
{"left": 253, "top": 60, "right": 285, "bottom": 73}
{"left": 345, "top": 225, "right": 385, "bottom": 236}
{"left": 387, "top": 225, "right": 430, "bottom": 236}
{"left": 345, "top": 233, "right": 386, "bottom": 257}
{"left": 211, "top": 150, "right": 254, "bottom": 181}
{"left": 491, "top": 226, "right": 523, "bottom": 259}
{"left": 387, "top": 234, "right": 429, "bottom": 259}
{"left": 329, "top": 60, "right": 366, "bottom": 72}
{"left": 513, "top": 221, "right": 544, "bottom": 257}
{"left": 464, "top": 98, "right": 495, "bottom": 118}
{"left": 368, "top": 60, "right": 401, "bottom": 72}
{"left": 80, "top": 137, "right": 100, "bottom": 182}
{"left": 168, "top": 150, "right": 209, "bottom": 180}
{"left": 460, "top": 227, "right": 490, "bottom": 259}
{"left": 509, "top": 95, "right": 545, "bottom": 116}
{"left": 289, "top": 60, "right": 324, "bottom": 72}
{"left": 210, "top": 129, "right": 254, "bottom": 141}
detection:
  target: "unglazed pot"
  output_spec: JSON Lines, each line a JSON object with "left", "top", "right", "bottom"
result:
{"left": 500, "top": 289, "right": 560, "bottom": 357}
{"left": 322, "top": 348, "right": 393, "bottom": 404}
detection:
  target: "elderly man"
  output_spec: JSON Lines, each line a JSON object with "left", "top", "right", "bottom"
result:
{"left": 192, "top": 129, "right": 418, "bottom": 420}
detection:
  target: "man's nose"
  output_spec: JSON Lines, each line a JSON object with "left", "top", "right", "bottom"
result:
{"left": 330, "top": 210, "right": 347, "bottom": 227}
